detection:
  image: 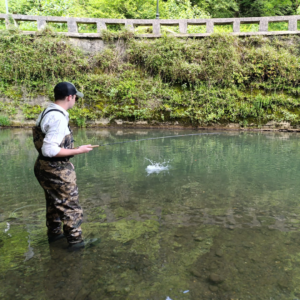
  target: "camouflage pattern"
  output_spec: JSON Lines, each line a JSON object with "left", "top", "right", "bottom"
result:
{"left": 32, "top": 114, "right": 83, "bottom": 245}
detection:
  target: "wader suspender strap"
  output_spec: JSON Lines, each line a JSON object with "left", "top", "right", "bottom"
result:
{"left": 38, "top": 109, "right": 73, "bottom": 162}
{"left": 39, "top": 109, "right": 65, "bottom": 127}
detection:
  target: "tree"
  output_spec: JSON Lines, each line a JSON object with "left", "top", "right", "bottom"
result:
{"left": 1, "top": 0, "right": 299, "bottom": 18}
{"left": 192, "top": 0, "right": 299, "bottom": 17}
{"left": 194, "top": 0, "right": 239, "bottom": 18}
{"left": 237, "top": 0, "right": 297, "bottom": 17}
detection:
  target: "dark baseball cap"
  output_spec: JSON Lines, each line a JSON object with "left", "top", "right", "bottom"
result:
{"left": 54, "top": 82, "right": 84, "bottom": 100}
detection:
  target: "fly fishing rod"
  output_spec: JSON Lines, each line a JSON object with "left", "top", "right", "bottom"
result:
{"left": 89, "top": 132, "right": 219, "bottom": 148}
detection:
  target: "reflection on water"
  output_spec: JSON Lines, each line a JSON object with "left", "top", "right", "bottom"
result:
{"left": 1, "top": 128, "right": 300, "bottom": 299}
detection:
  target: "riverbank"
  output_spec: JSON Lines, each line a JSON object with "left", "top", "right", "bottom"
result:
{"left": 1, "top": 121, "right": 299, "bottom": 132}
{"left": 2, "top": 29, "right": 300, "bottom": 129}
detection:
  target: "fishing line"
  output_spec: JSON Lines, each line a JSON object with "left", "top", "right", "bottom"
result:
{"left": 98, "top": 132, "right": 219, "bottom": 147}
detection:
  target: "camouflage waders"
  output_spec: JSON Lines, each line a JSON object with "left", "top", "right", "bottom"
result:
{"left": 33, "top": 109, "right": 83, "bottom": 244}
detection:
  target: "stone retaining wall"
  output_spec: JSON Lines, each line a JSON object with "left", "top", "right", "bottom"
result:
{"left": 5, "top": 96, "right": 300, "bottom": 132}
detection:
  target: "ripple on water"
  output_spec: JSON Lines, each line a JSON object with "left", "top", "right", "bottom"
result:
{"left": 1, "top": 129, "right": 300, "bottom": 299}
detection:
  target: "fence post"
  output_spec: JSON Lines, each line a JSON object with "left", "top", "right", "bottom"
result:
{"left": 97, "top": 21, "right": 107, "bottom": 33}
{"left": 206, "top": 20, "right": 214, "bottom": 33}
{"left": 67, "top": 20, "right": 78, "bottom": 33}
{"left": 289, "top": 19, "right": 297, "bottom": 31}
{"left": 233, "top": 20, "right": 240, "bottom": 33}
{"left": 37, "top": 19, "right": 47, "bottom": 30}
{"left": 153, "top": 20, "right": 160, "bottom": 35}
{"left": 179, "top": 20, "right": 187, "bottom": 34}
{"left": 259, "top": 18, "right": 268, "bottom": 32}
{"left": 125, "top": 20, "right": 134, "bottom": 31}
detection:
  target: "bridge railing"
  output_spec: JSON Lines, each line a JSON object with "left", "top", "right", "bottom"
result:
{"left": 0, "top": 14, "right": 300, "bottom": 37}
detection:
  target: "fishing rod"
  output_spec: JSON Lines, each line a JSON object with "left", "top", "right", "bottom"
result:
{"left": 90, "top": 132, "right": 219, "bottom": 148}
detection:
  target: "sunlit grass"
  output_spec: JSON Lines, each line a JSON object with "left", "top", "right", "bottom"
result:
{"left": 161, "top": 25, "right": 180, "bottom": 35}
{"left": 106, "top": 24, "right": 125, "bottom": 32}
{"left": 18, "top": 21, "right": 37, "bottom": 31}
{"left": 268, "top": 22, "right": 288, "bottom": 31}
{"left": 78, "top": 23, "right": 97, "bottom": 33}
{"left": 46, "top": 22, "right": 68, "bottom": 32}
{"left": 214, "top": 24, "right": 233, "bottom": 33}
{"left": 240, "top": 23, "right": 259, "bottom": 32}
{"left": 0, "top": 20, "right": 5, "bottom": 30}
{"left": 187, "top": 25, "right": 206, "bottom": 34}
{"left": 135, "top": 26, "right": 153, "bottom": 34}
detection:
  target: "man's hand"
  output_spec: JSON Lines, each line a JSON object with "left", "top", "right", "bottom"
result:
{"left": 77, "top": 145, "right": 94, "bottom": 154}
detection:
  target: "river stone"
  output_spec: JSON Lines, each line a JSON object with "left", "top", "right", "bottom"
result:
{"left": 191, "top": 269, "right": 202, "bottom": 278}
{"left": 106, "top": 285, "right": 116, "bottom": 292}
{"left": 215, "top": 249, "right": 223, "bottom": 257}
{"left": 209, "top": 273, "right": 224, "bottom": 284}
{"left": 209, "top": 285, "right": 218, "bottom": 292}
{"left": 174, "top": 233, "right": 183, "bottom": 237}
{"left": 194, "top": 236, "right": 204, "bottom": 242}
{"left": 278, "top": 280, "right": 289, "bottom": 290}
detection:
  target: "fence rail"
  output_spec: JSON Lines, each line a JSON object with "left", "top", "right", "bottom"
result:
{"left": 1, "top": 14, "right": 300, "bottom": 38}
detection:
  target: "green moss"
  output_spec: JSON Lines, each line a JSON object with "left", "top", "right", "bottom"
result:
{"left": 110, "top": 219, "right": 160, "bottom": 243}
{"left": 22, "top": 104, "right": 43, "bottom": 120}
{"left": 0, "top": 225, "right": 28, "bottom": 273}
{"left": 2, "top": 31, "right": 300, "bottom": 126}
{"left": 0, "top": 115, "right": 10, "bottom": 126}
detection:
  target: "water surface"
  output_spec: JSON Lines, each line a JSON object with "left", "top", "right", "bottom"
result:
{"left": 1, "top": 128, "right": 300, "bottom": 299}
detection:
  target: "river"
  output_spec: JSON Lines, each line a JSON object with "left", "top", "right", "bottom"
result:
{"left": 1, "top": 128, "right": 300, "bottom": 299}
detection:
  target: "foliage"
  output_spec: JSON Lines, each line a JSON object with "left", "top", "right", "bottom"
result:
{"left": 0, "top": 115, "right": 10, "bottom": 126}
{"left": 0, "top": 29, "right": 91, "bottom": 95}
{"left": 0, "top": 102, "right": 17, "bottom": 116}
{"left": 69, "top": 104, "right": 97, "bottom": 127}
{"left": 100, "top": 27, "right": 135, "bottom": 41}
{"left": 163, "top": 0, "right": 210, "bottom": 19}
{"left": 22, "top": 104, "right": 43, "bottom": 120}
{"left": 2, "top": 30, "right": 300, "bottom": 126}
{"left": 2, "top": 0, "right": 299, "bottom": 20}
{"left": 128, "top": 34, "right": 300, "bottom": 90}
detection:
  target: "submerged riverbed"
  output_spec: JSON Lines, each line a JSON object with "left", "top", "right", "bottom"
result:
{"left": 1, "top": 128, "right": 300, "bottom": 299}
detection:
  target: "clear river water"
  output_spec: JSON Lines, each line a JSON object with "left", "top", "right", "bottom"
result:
{"left": 1, "top": 128, "right": 300, "bottom": 300}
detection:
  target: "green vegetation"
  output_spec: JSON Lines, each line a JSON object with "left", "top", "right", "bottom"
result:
{"left": 1, "top": 0, "right": 300, "bottom": 33}
{"left": 0, "top": 115, "right": 10, "bottom": 126}
{"left": 2, "top": 27, "right": 300, "bottom": 127}
{"left": 2, "top": 0, "right": 300, "bottom": 19}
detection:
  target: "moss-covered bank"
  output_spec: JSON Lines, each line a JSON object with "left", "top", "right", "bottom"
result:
{"left": 2, "top": 29, "right": 300, "bottom": 129}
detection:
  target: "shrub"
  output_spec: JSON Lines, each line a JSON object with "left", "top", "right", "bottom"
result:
{"left": 0, "top": 115, "right": 10, "bottom": 126}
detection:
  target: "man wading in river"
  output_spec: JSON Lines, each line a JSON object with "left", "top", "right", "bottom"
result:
{"left": 33, "top": 82, "right": 93, "bottom": 249}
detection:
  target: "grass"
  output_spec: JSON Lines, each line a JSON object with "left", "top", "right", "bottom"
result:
{"left": 1, "top": 29, "right": 300, "bottom": 127}
{"left": 0, "top": 115, "right": 10, "bottom": 126}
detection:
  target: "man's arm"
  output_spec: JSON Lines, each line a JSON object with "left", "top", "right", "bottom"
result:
{"left": 41, "top": 113, "right": 94, "bottom": 158}
{"left": 55, "top": 145, "right": 93, "bottom": 157}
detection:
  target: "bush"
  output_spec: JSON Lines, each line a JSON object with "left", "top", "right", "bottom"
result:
{"left": 2, "top": 31, "right": 300, "bottom": 126}
{"left": 0, "top": 115, "right": 10, "bottom": 126}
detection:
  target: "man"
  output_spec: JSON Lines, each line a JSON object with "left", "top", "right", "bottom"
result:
{"left": 33, "top": 82, "right": 93, "bottom": 249}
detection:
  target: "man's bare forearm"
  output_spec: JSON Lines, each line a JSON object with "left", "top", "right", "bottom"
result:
{"left": 54, "top": 145, "right": 93, "bottom": 157}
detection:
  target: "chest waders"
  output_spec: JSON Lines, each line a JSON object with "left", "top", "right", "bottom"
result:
{"left": 33, "top": 109, "right": 83, "bottom": 245}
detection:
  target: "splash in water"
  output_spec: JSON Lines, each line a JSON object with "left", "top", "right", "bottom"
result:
{"left": 145, "top": 158, "right": 170, "bottom": 175}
